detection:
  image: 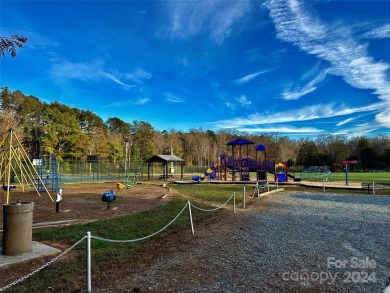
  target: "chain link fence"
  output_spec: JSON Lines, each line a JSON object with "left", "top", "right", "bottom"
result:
{"left": 57, "top": 160, "right": 214, "bottom": 183}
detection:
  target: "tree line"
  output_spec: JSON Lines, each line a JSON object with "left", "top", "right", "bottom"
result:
{"left": 1, "top": 87, "right": 390, "bottom": 171}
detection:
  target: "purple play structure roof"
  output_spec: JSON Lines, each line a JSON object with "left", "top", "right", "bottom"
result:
{"left": 226, "top": 138, "right": 254, "bottom": 146}
{"left": 256, "top": 144, "right": 266, "bottom": 151}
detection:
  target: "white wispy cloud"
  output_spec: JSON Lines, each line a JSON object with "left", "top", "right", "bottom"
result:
{"left": 132, "top": 97, "right": 151, "bottom": 105}
{"left": 282, "top": 67, "right": 329, "bottom": 100}
{"left": 332, "top": 123, "right": 381, "bottom": 138}
{"left": 210, "top": 102, "right": 385, "bottom": 133}
{"left": 336, "top": 117, "right": 357, "bottom": 127}
{"left": 165, "top": 0, "right": 251, "bottom": 45}
{"left": 375, "top": 106, "right": 390, "bottom": 125}
{"left": 125, "top": 68, "right": 152, "bottom": 84}
{"left": 234, "top": 70, "right": 270, "bottom": 85}
{"left": 50, "top": 59, "right": 135, "bottom": 89}
{"left": 164, "top": 92, "right": 184, "bottom": 103}
{"left": 50, "top": 60, "right": 102, "bottom": 82}
{"left": 265, "top": 0, "right": 390, "bottom": 126}
{"left": 102, "top": 97, "right": 151, "bottom": 108}
{"left": 239, "top": 126, "right": 323, "bottom": 133}
{"left": 225, "top": 102, "right": 235, "bottom": 110}
{"left": 364, "top": 23, "right": 390, "bottom": 39}
{"left": 102, "top": 72, "right": 134, "bottom": 88}
{"left": 282, "top": 86, "right": 316, "bottom": 101}
{"left": 237, "top": 95, "right": 252, "bottom": 106}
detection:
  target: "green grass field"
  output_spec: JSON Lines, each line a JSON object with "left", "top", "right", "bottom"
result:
{"left": 330, "top": 171, "right": 390, "bottom": 183}
{"left": 250, "top": 171, "right": 390, "bottom": 184}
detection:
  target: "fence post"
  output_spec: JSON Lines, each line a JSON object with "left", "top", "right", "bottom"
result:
{"left": 86, "top": 231, "right": 92, "bottom": 293}
{"left": 243, "top": 187, "right": 246, "bottom": 209}
{"left": 373, "top": 181, "right": 375, "bottom": 195}
{"left": 188, "top": 201, "right": 194, "bottom": 235}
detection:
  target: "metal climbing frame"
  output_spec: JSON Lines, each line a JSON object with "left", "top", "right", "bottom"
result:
{"left": 300, "top": 166, "right": 334, "bottom": 181}
{"left": 37, "top": 155, "right": 59, "bottom": 192}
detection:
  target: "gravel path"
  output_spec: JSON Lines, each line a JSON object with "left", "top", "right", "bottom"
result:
{"left": 95, "top": 191, "right": 390, "bottom": 293}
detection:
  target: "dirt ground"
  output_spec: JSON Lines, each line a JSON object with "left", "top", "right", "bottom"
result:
{"left": 0, "top": 181, "right": 178, "bottom": 291}
{"left": 0, "top": 182, "right": 174, "bottom": 227}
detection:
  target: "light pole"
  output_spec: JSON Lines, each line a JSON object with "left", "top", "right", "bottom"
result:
{"left": 124, "top": 141, "right": 129, "bottom": 175}
{"left": 129, "top": 133, "right": 135, "bottom": 173}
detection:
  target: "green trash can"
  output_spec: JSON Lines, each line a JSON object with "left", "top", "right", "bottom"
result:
{"left": 2, "top": 202, "right": 34, "bottom": 256}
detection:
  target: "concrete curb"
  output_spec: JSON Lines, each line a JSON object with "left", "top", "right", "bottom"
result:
{"left": 0, "top": 241, "right": 61, "bottom": 268}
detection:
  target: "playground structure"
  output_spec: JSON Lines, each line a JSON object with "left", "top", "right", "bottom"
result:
{"left": 102, "top": 190, "right": 116, "bottom": 209}
{"left": 190, "top": 138, "right": 291, "bottom": 183}
{"left": 0, "top": 128, "right": 54, "bottom": 204}
{"left": 217, "top": 138, "right": 290, "bottom": 183}
{"left": 274, "top": 162, "right": 288, "bottom": 182}
{"left": 115, "top": 172, "right": 138, "bottom": 194}
{"left": 36, "top": 154, "right": 60, "bottom": 192}
{"left": 103, "top": 172, "right": 138, "bottom": 208}
{"left": 334, "top": 160, "right": 358, "bottom": 185}
{"left": 192, "top": 163, "right": 218, "bottom": 182}
{"left": 300, "top": 166, "right": 334, "bottom": 181}
{"left": 124, "top": 172, "right": 138, "bottom": 187}
{"left": 220, "top": 138, "right": 255, "bottom": 181}
{"left": 255, "top": 144, "right": 267, "bottom": 182}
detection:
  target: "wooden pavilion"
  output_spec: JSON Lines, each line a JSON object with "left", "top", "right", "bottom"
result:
{"left": 145, "top": 155, "right": 184, "bottom": 180}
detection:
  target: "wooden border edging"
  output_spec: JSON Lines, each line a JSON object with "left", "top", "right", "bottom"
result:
{"left": 259, "top": 188, "right": 285, "bottom": 197}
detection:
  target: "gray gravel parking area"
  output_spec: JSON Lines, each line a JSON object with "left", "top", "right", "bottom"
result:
{"left": 95, "top": 191, "right": 390, "bottom": 293}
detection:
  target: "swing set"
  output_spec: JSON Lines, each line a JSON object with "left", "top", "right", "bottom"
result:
{"left": 0, "top": 128, "right": 54, "bottom": 204}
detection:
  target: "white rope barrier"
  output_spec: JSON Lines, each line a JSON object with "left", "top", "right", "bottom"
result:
{"left": 189, "top": 192, "right": 235, "bottom": 212}
{"left": 90, "top": 202, "right": 189, "bottom": 243}
{"left": 0, "top": 235, "right": 86, "bottom": 292}
{"left": 1, "top": 190, "right": 250, "bottom": 292}
{"left": 252, "top": 181, "right": 270, "bottom": 197}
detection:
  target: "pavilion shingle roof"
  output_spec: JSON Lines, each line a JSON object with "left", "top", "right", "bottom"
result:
{"left": 145, "top": 155, "right": 184, "bottom": 163}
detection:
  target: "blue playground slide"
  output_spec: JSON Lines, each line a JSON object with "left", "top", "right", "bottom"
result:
{"left": 192, "top": 163, "right": 218, "bottom": 182}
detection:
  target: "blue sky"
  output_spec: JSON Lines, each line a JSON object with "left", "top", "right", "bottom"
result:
{"left": 1, "top": 0, "right": 390, "bottom": 139}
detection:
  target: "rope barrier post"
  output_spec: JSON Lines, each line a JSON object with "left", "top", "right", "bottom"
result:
{"left": 323, "top": 179, "right": 326, "bottom": 193}
{"left": 267, "top": 181, "right": 269, "bottom": 192}
{"left": 233, "top": 192, "right": 236, "bottom": 214}
{"left": 188, "top": 201, "right": 194, "bottom": 235}
{"left": 243, "top": 186, "right": 246, "bottom": 209}
{"left": 253, "top": 182, "right": 259, "bottom": 197}
{"left": 86, "top": 231, "right": 92, "bottom": 293}
{"left": 373, "top": 181, "right": 375, "bottom": 195}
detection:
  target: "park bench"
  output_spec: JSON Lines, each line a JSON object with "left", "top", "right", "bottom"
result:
{"left": 361, "top": 182, "right": 383, "bottom": 194}
{"left": 159, "top": 174, "right": 173, "bottom": 180}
